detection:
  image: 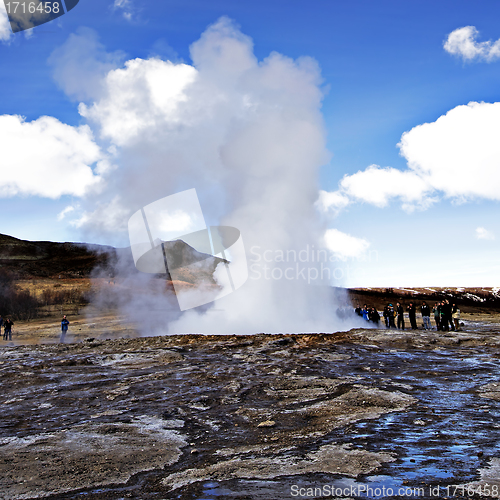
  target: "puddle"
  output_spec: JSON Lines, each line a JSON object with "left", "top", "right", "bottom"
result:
{"left": 182, "top": 347, "right": 500, "bottom": 499}
{"left": 2, "top": 332, "right": 500, "bottom": 499}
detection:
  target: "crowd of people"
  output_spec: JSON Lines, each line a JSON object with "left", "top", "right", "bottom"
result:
{"left": 355, "top": 299, "right": 461, "bottom": 331}
{"left": 0, "top": 300, "right": 463, "bottom": 341}
{"left": 353, "top": 305, "right": 381, "bottom": 324}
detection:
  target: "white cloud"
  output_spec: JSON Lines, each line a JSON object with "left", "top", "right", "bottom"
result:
{"left": 316, "top": 190, "right": 350, "bottom": 214}
{"left": 0, "top": 4, "right": 12, "bottom": 42}
{"left": 113, "top": 0, "right": 134, "bottom": 21}
{"left": 323, "top": 228, "right": 370, "bottom": 260}
{"left": 79, "top": 58, "right": 197, "bottom": 145}
{"left": 0, "top": 114, "right": 104, "bottom": 198}
{"left": 444, "top": 26, "right": 500, "bottom": 62}
{"left": 71, "top": 196, "right": 130, "bottom": 232}
{"left": 476, "top": 227, "right": 495, "bottom": 240}
{"left": 322, "top": 101, "right": 500, "bottom": 214}
{"left": 339, "top": 165, "right": 431, "bottom": 209}
{"left": 57, "top": 205, "right": 76, "bottom": 221}
{"left": 48, "top": 27, "right": 125, "bottom": 101}
{"left": 399, "top": 101, "right": 500, "bottom": 200}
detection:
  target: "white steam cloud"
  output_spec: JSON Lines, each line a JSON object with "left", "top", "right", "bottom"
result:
{"left": 48, "top": 27, "right": 126, "bottom": 102}
{"left": 55, "top": 17, "right": 360, "bottom": 334}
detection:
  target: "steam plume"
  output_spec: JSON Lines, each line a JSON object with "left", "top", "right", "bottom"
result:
{"left": 65, "top": 18, "right": 359, "bottom": 333}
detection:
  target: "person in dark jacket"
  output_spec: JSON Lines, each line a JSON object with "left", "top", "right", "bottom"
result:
{"left": 388, "top": 304, "right": 396, "bottom": 328}
{"left": 444, "top": 300, "right": 454, "bottom": 331}
{"left": 60, "top": 315, "right": 69, "bottom": 343}
{"left": 439, "top": 301, "right": 448, "bottom": 331}
{"left": 4, "top": 318, "right": 13, "bottom": 341}
{"left": 407, "top": 302, "right": 417, "bottom": 329}
{"left": 383, "top": 306, "right": 389, "bottom": 328}
{"left": 433, "top": 302, "right": 440, "bottom": 330}
{"left": 369, "top": 308, "right": 380, "bottom": 325}
{"left": 421, "top": 301, "right": 431, "bottom": 330}
{"left": 396, "top": 302, "right": 405, "bottom": 330}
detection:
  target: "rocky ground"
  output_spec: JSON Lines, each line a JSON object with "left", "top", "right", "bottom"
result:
{"left": 2, "top": 314, "right": 500, "bottom": 499}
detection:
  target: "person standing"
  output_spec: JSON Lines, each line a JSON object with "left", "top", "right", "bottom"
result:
{"left": 452, "top": 303, "right": 461, "bottom": 331}
{"left": 388, "top": 304, "right": 396, "bottom": 328}
{"left": 421, "top": 301, "right": 431, "bottom": 330}
{"left": 361, "top": 304, "right": 369, "bottom": 321}
{"left": 396, "top": 302, "right": 405, "bottom": 330}
{"left": 4, "top": 318, "right": 13, "bottom": 341}
{"left": 0, "top": 315, "right": 3, "bottom": 336}
{"left": 383, "top": 306, "right": 389, "bottom": 328}
{"left": 439, "top": 301, "right": 448, "bottom": 331}
{"left": 60, "top": 315, "right": 69, "bottom": 343}
{"left": 369, "top": 308, "right": 380, "bottom": 325}
{"left": 433, "top": 302, "right": 440, "bottom": 331}
{"left": 444, "top": 300, "right": 454, "bottom": 331}
{"left": 407, "top": 302, "right": 417, "bottom": 330}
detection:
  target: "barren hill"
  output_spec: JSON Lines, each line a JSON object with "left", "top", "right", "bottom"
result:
{"left": 0, "top": 233, "right": 114, "bottom": 279}
{"left": 0, "top": 233, "right": 226, "bottom": 285}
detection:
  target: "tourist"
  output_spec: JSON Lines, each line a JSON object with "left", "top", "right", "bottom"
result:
{"left": 369, "top": 308, "right": 380, "bottom": 325}
{"left": 361, "top": 304, "right": 370, "bottom": 321}
{"left": 396, "top": 302, "right": 405, "bottom": 330}
{"left": 60, "top": 315, "right": 69, "bottom": 343}
{"left": 444, "top": 300, "right": 454, "bottom": 331}
{"left": 4, "top": 317, "right": 13, "bottom": 341}
{"left": 421, "top": 301, "right": 431, "bottom": 330}
{"left": 439, "top": 301, "right": 448, "bottom": 331}
{"left": 388, "top": 304, "right": 396, "bottom": 328}
{"left": 407, "top": 302, "right": 417, "bottom": 330}
{"left": 452, "top": 304, "right": 461, "bottom": 331}
{"left": 433, "top": 302, "right": 440, "bottom": 330}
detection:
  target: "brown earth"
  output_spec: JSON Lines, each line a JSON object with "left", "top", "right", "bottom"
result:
{"left": 2, "top": 314, "right": 500, "bottom": 499}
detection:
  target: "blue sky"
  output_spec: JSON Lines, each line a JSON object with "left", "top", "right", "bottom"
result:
{"left": 1, "top": 0, "right": 500, "bottom": 286}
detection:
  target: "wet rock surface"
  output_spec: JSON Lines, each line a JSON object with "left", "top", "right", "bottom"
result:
{"left": 1, "top": 325, "right": 500, "bottom": 499}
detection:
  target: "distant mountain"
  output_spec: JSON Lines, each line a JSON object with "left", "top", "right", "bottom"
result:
{"left": 0, "top": 233, "right": 226, "bottom": 284}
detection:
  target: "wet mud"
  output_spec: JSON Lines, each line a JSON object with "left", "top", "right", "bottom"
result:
{"left": 2, "top": 320, "right": 500, "bottom": 499}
